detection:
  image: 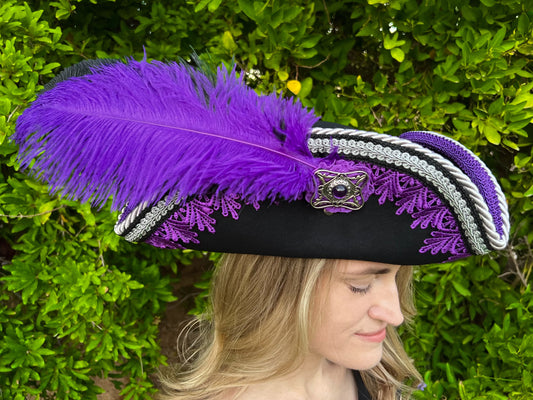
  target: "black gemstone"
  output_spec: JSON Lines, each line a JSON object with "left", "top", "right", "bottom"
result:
{"left": 332, "top": 184, "right": 348, "bottom": 199}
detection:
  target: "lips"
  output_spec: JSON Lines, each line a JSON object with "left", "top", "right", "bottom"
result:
{"left": 355, "top": 328, "right": 387, "bottom": 342}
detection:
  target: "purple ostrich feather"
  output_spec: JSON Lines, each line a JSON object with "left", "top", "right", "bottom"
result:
{"left": 15, "top": 58, "right": 320, "bottom": 210}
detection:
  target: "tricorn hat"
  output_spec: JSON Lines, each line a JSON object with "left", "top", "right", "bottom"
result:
{"left": 14, "top": 58, "right": 509, "bottom": 265}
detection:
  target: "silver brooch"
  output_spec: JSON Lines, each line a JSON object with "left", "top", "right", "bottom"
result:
{"left": 311, "top": 169, "right": 368, "bottom": 212}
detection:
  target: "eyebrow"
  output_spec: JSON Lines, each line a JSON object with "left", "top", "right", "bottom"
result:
{"left": 341, "top": 267, "right": 392, "bottom": 277}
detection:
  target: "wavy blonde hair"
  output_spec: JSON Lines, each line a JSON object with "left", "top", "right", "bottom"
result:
{"left": 158, "top": 254, "right": 421, "bottom": 400}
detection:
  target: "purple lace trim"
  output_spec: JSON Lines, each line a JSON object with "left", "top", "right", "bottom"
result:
{"left": 145, "top": 164, "right": 469, "bottom": 260}
{"left": 370, "top": 164, "right": 468, "bottom": 260}
{"left": 144, "top": 194, "right": 245, "bottom": 249}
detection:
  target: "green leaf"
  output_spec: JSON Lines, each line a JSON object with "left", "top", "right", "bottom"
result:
{"left": 298, "top": 77, "right": 313, "bottom": 98}
{"left": 490, "top": 27, "right": 506, "bottom": 48}
{"left": 514, "top": 154, "right": 531, "bottom": 168}
{"left": 194, "top": 0, "right": 211, "bottom": 12}
{"left": 445, "top": 363, "right": 457, "bottom": 384}
{"left": 488, "top": 97, "right": 504, "bottom": 115}
{"left": 451, "top": 280, "right": 471, "bottom": 297}
{"left": 517, "top": 13, "right": 530, "bottom": 35}
{"left": 398, "top": 59, "right": 412, "bottom": 73}
{"left": 383, "top": 32, "right": 405, "bottom": 50}
{"left": 461, "top": 5, "right": 478, "bottom": 21}
{"left": 503, "top": 313, "right": 511, "bottom": 332}
{"left": 0, "top": 97, "right": 11, "bottom": 115}
{"left": 471, "top": 266, "right": 493, "bottom": 281}
{"left": 508, "top": 119, "right": 532, "bottom": 131}
{"left": 127, "top": 280, "right": 144, "bottom": 290}
{"left": 208, "top": 0, "right": 223, "bottom": 12}
{"left": 277, "top": 71, "right": 289, "bottom": 81}
{"left": 74, "top": 360, "right": 90, "bottom": 369}
{"left": 222, "top": 31, "right": 237, "bottom": 51}
{"left": 300, "top": 34, "right": 322, "bottom": 49}
{"left": 483, "top": 125, "right": 501, "bottom": 145}
{"left": 502, "top": 139, "right": 519, "bottom": 151}
{"left": 444, "top": 102, "right": 466, "bottom": 114}
{"left": 384, "top": 34, "right": 395, "bottom": 50}
{"left": 264, "top": 52, "right": 282, "bottom": 70}
{"left": 390, "top": 47, "right": 405, "bottom": 62}
{"left": 238, "top": 0, "right": 255, "bottom": 19}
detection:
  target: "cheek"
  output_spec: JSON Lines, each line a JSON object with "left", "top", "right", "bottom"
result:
{"left": 308, "top": 308, "right": 384, "bottom": 370}
{"left": 309, "top": 295, "right": 367, "bottom": 348}
{"left": 308, "top": 315, "right": 335, "bottom": 356}
{"left": 309, "top": 297, "right": 335, "bottom": 351}
{"left": 308, "top": 278, "right": 373, "bottom": 355}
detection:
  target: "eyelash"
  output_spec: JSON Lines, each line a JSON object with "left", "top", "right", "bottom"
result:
{"left": 349, "top": 285, "right": 371, "bottom": 295}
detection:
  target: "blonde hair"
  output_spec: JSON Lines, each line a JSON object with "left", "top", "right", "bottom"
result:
{"left": 158, "top": 254, "right": 421, "bottom": 400}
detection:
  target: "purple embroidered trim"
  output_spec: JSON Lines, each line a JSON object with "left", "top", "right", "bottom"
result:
{"left": 144, "top": 194, "right": 243, "bottom": 249}
{"left": 370, "top": 164, "right": 469, "bottom": 259}
{"left": 401, "top": 131, "right": 504, "bottom": 237}
{"left": 145, "top": 164, "right": 469, "bottom": 260}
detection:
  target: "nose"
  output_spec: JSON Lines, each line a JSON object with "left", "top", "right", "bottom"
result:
{"left": 368, "top": 282, "right": 404, "bottom": 327}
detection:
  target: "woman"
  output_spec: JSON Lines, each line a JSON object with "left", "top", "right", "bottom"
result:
{"left": 14, "top": 57, "right": 510, "bottom": 399}
{"left": 159, "top": 255, "right": 419, "bottom": 400}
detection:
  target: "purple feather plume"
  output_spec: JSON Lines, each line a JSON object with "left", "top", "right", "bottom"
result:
{"left": 14, "top": 58, "right": 320, "bottom": 210}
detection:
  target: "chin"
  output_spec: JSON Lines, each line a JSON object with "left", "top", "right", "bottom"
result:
{"left": 344, "top": 346, "right": 384, "bottom": 371}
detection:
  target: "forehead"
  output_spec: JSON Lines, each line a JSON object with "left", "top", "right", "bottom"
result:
{"left": 334, "top": 259, "right": 399, "bottom": 276}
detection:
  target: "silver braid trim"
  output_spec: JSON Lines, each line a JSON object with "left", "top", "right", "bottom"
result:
{"left": 114, "top": 195, "right": 179, "bottom": 242}
{"left": 309, "top": 127, "right": 501, "bottom": 255}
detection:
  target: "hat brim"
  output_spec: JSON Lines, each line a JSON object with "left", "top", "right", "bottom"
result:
{"left": 188, "top": 196, "right": 442, "bottom": 265}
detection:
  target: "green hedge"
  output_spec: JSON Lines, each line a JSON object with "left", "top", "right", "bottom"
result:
{"left": 1, "top": 0, "right": 531, "bottom": 399}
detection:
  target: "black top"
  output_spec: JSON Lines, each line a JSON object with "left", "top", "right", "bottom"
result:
{"left": 354, "top": 371, "right": 372, "bottom": 400}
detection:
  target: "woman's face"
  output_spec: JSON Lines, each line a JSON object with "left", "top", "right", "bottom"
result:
{"left": 309, "top": 260, "right": 404, "bottom": 371}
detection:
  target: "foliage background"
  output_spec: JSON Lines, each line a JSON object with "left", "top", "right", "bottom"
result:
{"left": 1, "top": 0, "right": 532, "bottom": 399}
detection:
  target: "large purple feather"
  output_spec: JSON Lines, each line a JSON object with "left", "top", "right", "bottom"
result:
{"left": 14, "top": 59, "right": 320, "bottom": 210}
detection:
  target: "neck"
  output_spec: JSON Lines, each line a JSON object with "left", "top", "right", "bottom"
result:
{"left": 236, "top": 354, "right": 357, "bottom": 400}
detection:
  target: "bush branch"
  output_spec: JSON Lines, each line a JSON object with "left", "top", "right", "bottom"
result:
{"left": 0, "top": 205, "right": 66, "bottom": 219}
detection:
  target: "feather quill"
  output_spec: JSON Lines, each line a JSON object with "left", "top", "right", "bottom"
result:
{"left": 14, "top": 58, "right": 320, "bottom": 210}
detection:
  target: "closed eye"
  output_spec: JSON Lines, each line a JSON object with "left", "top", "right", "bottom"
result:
{"left": 349, "top": 285, "right": 371, "bottom": 295}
